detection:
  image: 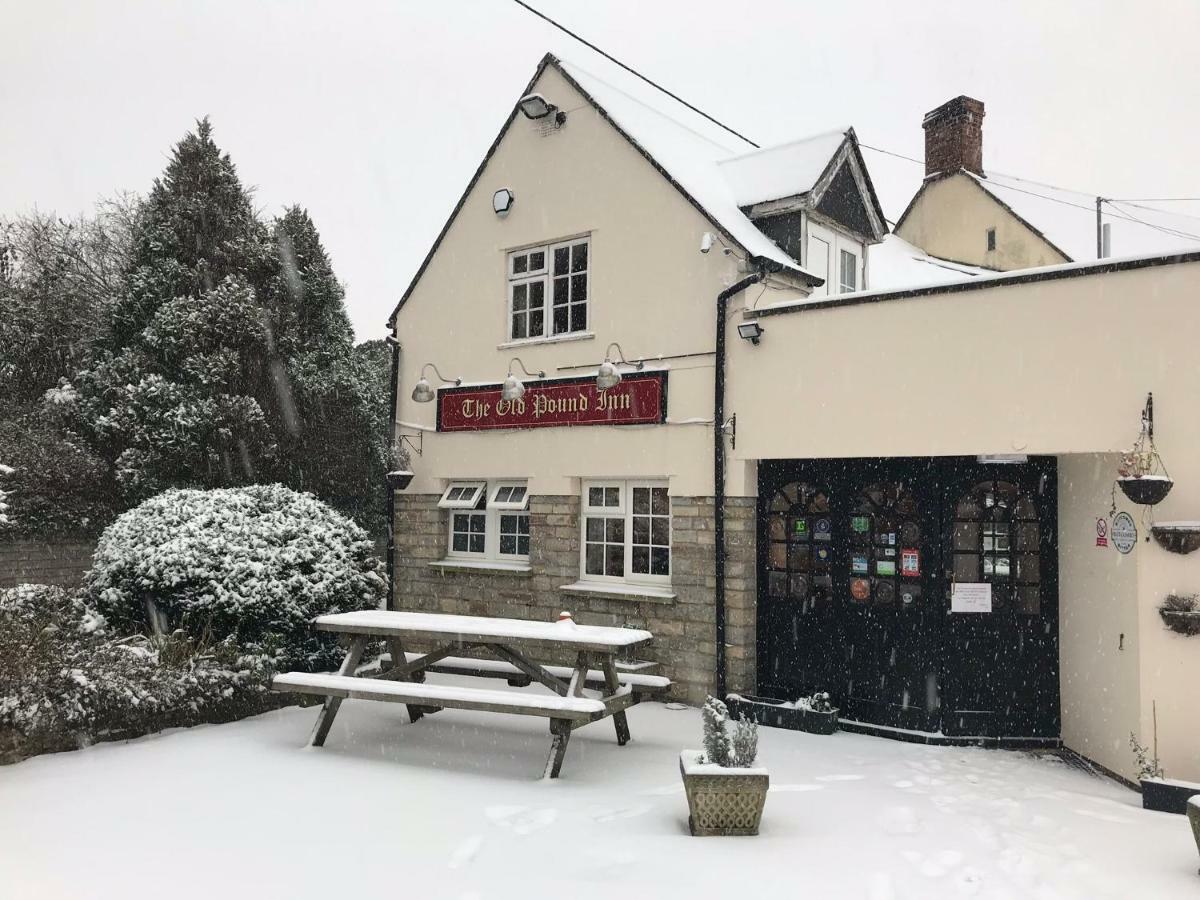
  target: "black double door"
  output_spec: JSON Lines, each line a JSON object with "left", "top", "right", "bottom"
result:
{"left": 756, "top": 457, "right": 1058, "bottom": 739}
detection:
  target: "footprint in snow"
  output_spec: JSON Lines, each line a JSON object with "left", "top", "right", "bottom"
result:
{"left": 592, "top": 805, "right": 651, "bottom": 822}
{"left": 448, "top": 834, "right": 483, "bottom": 870}
{"left": 879, "top": 805, "right": 922, "bottom": 836}
{"left": 485, "top": 805, "right": 559, "bottom": 835}
{"left": 815, "top": 774, "right": 865, "bottom": 782}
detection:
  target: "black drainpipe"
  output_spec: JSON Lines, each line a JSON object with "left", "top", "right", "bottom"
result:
{"left": 386, "top": 331, "right": 401, "bottom": 612}
{"left": 713, "top": 269, "right": 769, "bottom": 700}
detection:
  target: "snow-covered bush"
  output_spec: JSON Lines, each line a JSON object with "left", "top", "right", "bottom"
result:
{"left": 700, "top": 696, "right": 759, "bottom": 768}
{"left": 0, "top": 462, "right": 12, "bottom": 528}
{"left": 0, "top": 584, "right": 270, "bottom": 760}
{"left": 85, "top": 484, "right": 385, "bottom": 669}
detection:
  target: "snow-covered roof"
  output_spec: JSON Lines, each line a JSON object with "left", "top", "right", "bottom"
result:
{"left": 557, "top": 58, "right": 824, "bottom": 281}
{"left": 716, "top": 129, "right": 850, "bottom": 207}
{"left": 869, "top": 233, "right": 987, "bottom": 290}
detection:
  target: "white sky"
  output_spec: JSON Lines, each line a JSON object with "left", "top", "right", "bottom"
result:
{"left": 3, "top": 0, "right": 1198, "bottom": 340}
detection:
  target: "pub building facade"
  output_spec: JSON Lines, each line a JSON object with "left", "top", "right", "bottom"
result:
{"left": 388, "top": 52, "right": 1200, "bottom": 784}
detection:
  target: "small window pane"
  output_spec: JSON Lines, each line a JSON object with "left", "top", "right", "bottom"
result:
{"left": 512, "top": 254, "right": 528, "bottom": 274}
{"left": 588, "top": 487, "right": 604, "bottom": 507}
{"left": 570, "top": 304, "right": 587, "bottom": 332}
{"left": 954, "top": 553, "right": 979, "bottom": 582}
{"left": 651, "top": 488, "right": 669, "bottom": 515}
{"left": 632, "top": 488, "right": 650, "bottom": 514}
{"left": 586, "top": 517, "right": 604, "bottom": 541}
{"left": 511, "top": 315, "right": 526, "bottom": 339}
{"left": 529, "top": 250, "right": 545, "bottom": 271}
{"left": 452, "top": 533, "right": 468, "bottom": 552}
{"left": 570, "top": 273, "right": 587, "bottom": 302}
{"left": 530, "top": 309, "right": 544, "bottom": 335}
{"left": 632, "top": 546, "right": 649, "bottom": 574}
{"left": 517, "top": 535, "right": 530, "bottom": 555}
{"left": 500, "top": 535, "right": 516, "bottom": 555}
{"left": 585, "top": 544, "right": 604, "bottom": 575}
{"left": 605, "top": 544, "right": 623, "bottom": 575}
{"left": 553, "top": 277, "right": 569, "bottom": 306}
{"left": 554, "top": 247, "right": 570, "bottom": 275}
{"left": 632, "top": 517, "right": 649, "bottom": 544}
{"left": 604, "top": 487, "right": 620, "bottom": 507}
{"left": 571, "top": 242, "right": 587, "bottom": 272}
{"left": 553, "top": 306, "right": 569, "bottom": 334}
{"left": 651, "top": 517, "right": 669, "bottom": 545}
{"left": 529, "top": 280, "right": 544, "bottom": 308}
{"left": 651, "top": 547, "right": 669, "bottom": 575}
{"left": 605, "top": 518, "right": 624, "bottom": 542}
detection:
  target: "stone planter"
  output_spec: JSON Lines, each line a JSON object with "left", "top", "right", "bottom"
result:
{"left": 680, "top": 750, "right": 768, "bottom": 836}
{"left": 726, "top": 693, "right": 838, "bottom": 735}
{"left": 1141, "top": 777, "right": 1200, "bottom": 814}
{"left": 1188, "top": 797, "right": 1199, "bottom": 873}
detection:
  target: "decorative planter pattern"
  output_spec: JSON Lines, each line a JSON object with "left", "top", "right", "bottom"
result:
{"left": 1152, "top": 523, "right": 1200, "bottom": 555}
{"left": 1117, "top": 475, "right": 1173, "bottom": 506}
{"left": 680, "top": 751, "right": 768, "bottom": 836}
{"left": 726, "top": 693, "right": 839, "bottom": 735}
{"left": 1141, "top": 777, "right": 1200, "bottom": 815}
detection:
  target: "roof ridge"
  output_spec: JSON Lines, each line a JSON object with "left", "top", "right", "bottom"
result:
{"left": 718, "top": 127, "right": 851, "bottom": 164}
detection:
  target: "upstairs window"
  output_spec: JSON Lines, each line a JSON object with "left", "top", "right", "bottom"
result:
{"left": 986, "top": 227, "right": 997, "bottom": 252}
{"left": 508, "top": 237, "right": 589, "bottom": 340}
{"left": 839, "top": 249, "right": 858, "bottom": 293}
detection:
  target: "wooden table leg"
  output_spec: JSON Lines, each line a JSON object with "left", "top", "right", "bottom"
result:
{"left": 599, "top": 655, "right": 631, "bottom": 746}
{"left": 386, "top": 637, "right": 427, "bottom": 723}
{"left": 310, "top": 636, "right": 367, "bottom": 747}
{"left": 543, "top": 719, "right": 573, "bottom": 779}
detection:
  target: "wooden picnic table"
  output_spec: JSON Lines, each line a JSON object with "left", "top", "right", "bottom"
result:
{"left": 271, "top": 610, "right": 670, "bottom": 778}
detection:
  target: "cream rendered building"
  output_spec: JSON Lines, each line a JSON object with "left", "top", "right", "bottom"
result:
{"left": 388, "top": 53, "right": 1200, "bottom": 786}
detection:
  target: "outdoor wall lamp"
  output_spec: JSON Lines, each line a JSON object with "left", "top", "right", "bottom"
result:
{"left": 517, "top": 93, "right": 567, "bottom": 126}
{"left": 493, "top": 188, "right": 515, "bottom": 216}
{"left": 411, "top": 363, "right": 462, "bottom": 403}
{"left": 737, "top": 322, "right": 764, "bottom": 345}
{"left": 596, "top": 342, "right": 644, "bottom": 391}
{"left": 501, "top": 357, "right": 545, "bottom": 402}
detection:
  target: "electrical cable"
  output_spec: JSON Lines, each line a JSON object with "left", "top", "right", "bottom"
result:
{"left": 510, "top": 0, "right": 759, "bottom": 148}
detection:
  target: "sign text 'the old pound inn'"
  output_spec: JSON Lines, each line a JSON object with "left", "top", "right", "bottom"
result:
{"left": 436, "top": 371, "right": 667, "bottom": 432}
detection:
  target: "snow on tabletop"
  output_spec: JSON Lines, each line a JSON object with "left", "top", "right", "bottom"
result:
{"left": 273, "top": 672, "right": 605, "bottom": 714}
{"left": 314, "top": 609, "right": 653, "bottom": 646}
{"left": 1, "top": 684, "right": 1196, "bottom": 900}
{"left": 680, "top": 749, "right": 768, "bottom": 778}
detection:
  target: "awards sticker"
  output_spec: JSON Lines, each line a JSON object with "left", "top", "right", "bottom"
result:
{"left": 816, "top": 518, "right": 831, "bottom": 535}
{"left": 852, "top": 555, "right": 869, "bottom": 575}
{"left": 816, "top": 546, "right": 831, "bottom": 562}
{"left": 850, "top": 578, "right": 871, "bottom": 601}
{"left": 851, "top": 515, "right": 870, "bottom": 533}
{"left": 876, "top": 560, "right": 897, "bottom": 577}
{"left": 901, "top": 548, "right": 920, "bottom": 578}
{"left": 793, "top": 518, "right": 809, "bottom": 537}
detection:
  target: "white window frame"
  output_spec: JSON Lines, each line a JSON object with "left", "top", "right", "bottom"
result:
{"left": 506, "top": 236, "right": 589, "bottom": 341}
{"left": 839, "top": 248, "right": 858, "bottom": 293}
{"left": 444, "top": 480, "right": 530, "bottom": 562}
{"left": 438, "top": 481, "right": 486, "bottom": 510}
{"left": 579, "top": 479, "right": 671, "bottom": 587}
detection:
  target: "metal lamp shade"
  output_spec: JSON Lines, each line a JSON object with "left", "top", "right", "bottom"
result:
{"left": 501, "top": 374, "right": 526, "bottom": 401}
{"left": 411, "top": 377, "right": 435, "bottom": 403}
{"left": 596, "top": 361, "right": 622, "bottom": 391}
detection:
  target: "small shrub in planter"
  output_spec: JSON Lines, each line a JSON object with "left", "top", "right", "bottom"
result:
{"left": 1131, "top": 731, "right": 1200, "bottom": 814}
{"left": 680, "top": 696, "right": 768, "bottom": 836}
{"left": 1159, "top": 594, "right": 1200, "bottom": 637}
{"left": 727, "top": 690, "right": 839, "bottom": 735}
{"left": 85, "top": 484, "right": 386, "bottom": 671}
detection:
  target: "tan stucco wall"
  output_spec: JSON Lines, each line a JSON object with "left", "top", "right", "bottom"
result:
{"left": 732, "top": 259, "right": 1200, "bottom": 780}
{"left": 392, "top": 64, "right": 806, "bottom": 499}
{"left": 896, "top": 174, "right": 1070, "bottom": 270}
{"left": 1058, "top": 453, "right": 1140, "bottom": 781}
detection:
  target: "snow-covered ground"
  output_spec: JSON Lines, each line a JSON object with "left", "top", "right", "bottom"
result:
{"left": 2, "top": 679, "right": 1196, "bottom": 900}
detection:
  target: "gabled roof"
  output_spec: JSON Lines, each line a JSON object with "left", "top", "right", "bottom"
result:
{"left": 388, "top": 53, "right": 829, "bottom": 325}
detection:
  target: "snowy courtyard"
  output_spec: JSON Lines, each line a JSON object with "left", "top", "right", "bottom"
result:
{"left": 1, "top": 681, "right": 1195, "bottom": 900}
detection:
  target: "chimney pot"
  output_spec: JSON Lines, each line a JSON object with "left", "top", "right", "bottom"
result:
{"left": 923, "top": 95, "right": 985, "bottom": 177}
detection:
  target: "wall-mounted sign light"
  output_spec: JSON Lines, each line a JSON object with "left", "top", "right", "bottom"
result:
{"left": 736, "top": 322, "right": 764, "bottom": 345}
{"left": 596, "top": 342, "right": 644, "bottom": 391}
{"left": 411, "top": 363, "right": 462, "bottom": 403}
{"left": 518, "top": 93, "right": 566, "bottom": 127}
{"left": 501, "top": 357, "right": 545, "bottom": 402}
{"left": 493, "top": 189, "right": 515, "bottom": 216}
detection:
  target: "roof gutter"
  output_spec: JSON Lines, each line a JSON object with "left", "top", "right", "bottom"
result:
{"left": 714, "top": 264, "right": 777, "bottom": 700}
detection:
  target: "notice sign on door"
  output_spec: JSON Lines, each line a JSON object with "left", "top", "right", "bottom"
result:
{"left": 951, "top": 582, "right": 993, "bottom": 614}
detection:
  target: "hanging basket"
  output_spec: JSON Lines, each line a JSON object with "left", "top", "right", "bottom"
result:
{"left": 1151, "top": 522, "right": 1200, "bottom": 555}
{"left": 1117, "top": 475, "right": 1174, "bottom": 506}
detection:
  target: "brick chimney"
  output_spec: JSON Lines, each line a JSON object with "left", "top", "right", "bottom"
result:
{"left": 923, "top": 96, "right": 985, "bottom": 176}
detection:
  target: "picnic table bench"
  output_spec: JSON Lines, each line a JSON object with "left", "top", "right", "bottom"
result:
{"left": 271, "top": 610, "right": 670, "bottom": 778}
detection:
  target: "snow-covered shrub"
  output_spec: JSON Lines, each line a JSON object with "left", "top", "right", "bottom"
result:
{"left": 730, "top": 718, "right": 759, "bottom": 768}
{"left": 796, "top": 691, "right": 834, "bottom": 713}
{"left": 85, "top": 484, "right": 385, "bottom": 669}
{"left": 0, "top": 584, "right": 270, "bottom": 759}
{"left": 0, "top": 462, "right": 12, "bottom": 528}
{"left": 1130, "top": 732, "right": 1163, "bottom": 780}
{"left": 700, "top": 696, "right": 759, "bottom": 768}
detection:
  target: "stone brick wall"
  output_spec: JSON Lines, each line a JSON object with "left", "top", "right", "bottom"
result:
{"left": 0, "top": 539, "right": 96, "bottom": 590}
{"left": 392, "top": 493, "right": 757, "bottom": 705}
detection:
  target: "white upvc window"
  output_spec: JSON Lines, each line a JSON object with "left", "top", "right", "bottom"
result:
{"left": 443, "top": 480, "right": 530, "bottom": 561}
{"left": 839, "top": 248, "right": 858, "bottom": 293}
{"left": 580, "top": 480, "right": 670, "bottom": 585}
{"left": 507, "top": 237, "right": 589, "bottom": 341}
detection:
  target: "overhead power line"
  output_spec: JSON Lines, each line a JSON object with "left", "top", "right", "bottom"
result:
{"left": 510, "top": 0, "right": 759, "bottom": 148}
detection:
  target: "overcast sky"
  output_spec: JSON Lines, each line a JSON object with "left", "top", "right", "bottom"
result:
{"left": 3, "top": 0, "right": 1198, "bottom": 340}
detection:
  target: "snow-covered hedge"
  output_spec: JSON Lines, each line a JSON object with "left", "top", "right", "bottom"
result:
{"left": 85, "top": 484, "right": 385, "bottom": 669}
{"left": 0, "top": 584, "right": 272, "bottom": 761}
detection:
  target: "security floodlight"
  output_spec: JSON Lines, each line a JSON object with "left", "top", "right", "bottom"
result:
{"left": 517, "top": 93, "right": 567, "bottom": 126}
{"left": 737, "top": 322, "right": 764, "bottom": 345}
{"left": 700, "top": 232, "right": 715, "bottom": 254}
{"left": 411, "top": 362, "right": 461, "bottom": 403}
{"left": 493, "top": 189, "right": 515, "bottom": 216}
{"left": 596, "top": 342, "right": 643, "bottom": 391}
{"left": 502, "top": 357, "right": 544, "bottom": 402}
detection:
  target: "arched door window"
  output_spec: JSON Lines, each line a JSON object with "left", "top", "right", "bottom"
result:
{"left": 848, "top": 482, "right": 924, "bottom": 610}
{"left": 952, "top": 481, "right": 1041, "bottom": 614}
{"left": 766, "top": 482, "right": 834, "bottom": 613}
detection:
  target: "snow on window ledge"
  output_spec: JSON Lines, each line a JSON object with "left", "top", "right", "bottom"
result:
{"left": 558, "top": 580, "right": 676, "bottom": 603}
{"left": 497, "top": 331, "right": 595, "bottom": 351}
{"left": 429, "top": 559, "right": 532, "bottom": 575}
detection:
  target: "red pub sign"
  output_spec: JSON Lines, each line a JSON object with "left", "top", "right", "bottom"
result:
{"left": 437, "top": 371, "right": 667, "bottom": 432}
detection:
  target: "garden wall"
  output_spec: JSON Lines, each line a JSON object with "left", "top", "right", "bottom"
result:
{"left": 0, "top": 539, "right": 96, "bottom": 589}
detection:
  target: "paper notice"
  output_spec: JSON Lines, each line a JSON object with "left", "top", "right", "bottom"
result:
{"left": 951, "top": 582, "right": 992, "bottom": 613}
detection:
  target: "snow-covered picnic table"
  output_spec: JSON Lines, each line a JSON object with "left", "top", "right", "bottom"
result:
{"left": 271, "top": 610, "right": 670, "bottom": 778}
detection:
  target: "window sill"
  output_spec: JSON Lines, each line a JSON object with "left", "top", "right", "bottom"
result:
{"left": 558, "top": 580, "right": 676, "bottom": 604}
{"left": 497, "top": 331, "right": 595, "bottom": 350}
{"left": 429, "top": 559, "right": 532, "bottom": 576}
